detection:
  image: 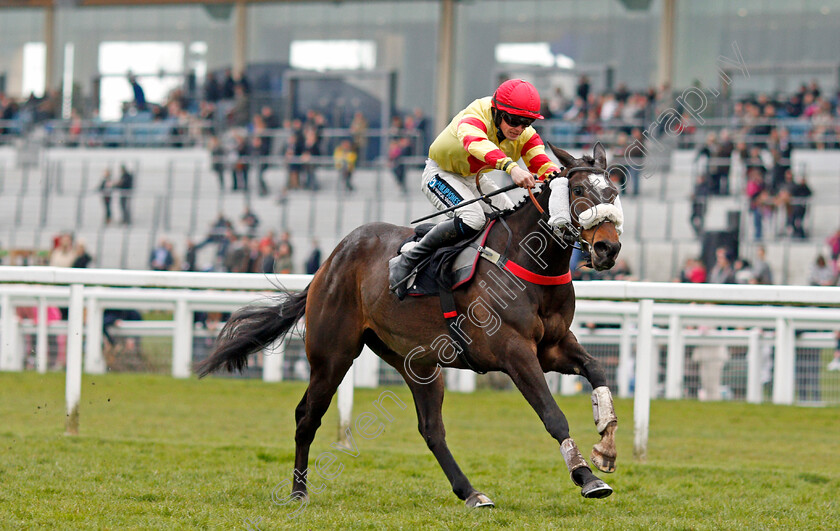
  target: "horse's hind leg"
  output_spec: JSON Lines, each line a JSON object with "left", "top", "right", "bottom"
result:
{"left": 370, "top": 342, "right": 491, "bottom": 509}
{"left": 403, "top": 366, "right": 493, "bottom": 508}
{"left": 557, "top": 332, "right": 618, "bottom": 473}
{"left": 291, "top": 328, "right": 361, "bottom": 498}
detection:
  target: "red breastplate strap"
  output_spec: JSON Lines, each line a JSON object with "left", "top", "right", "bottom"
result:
{"left": 502, "top": 260, "right": 572, "bottom": 285}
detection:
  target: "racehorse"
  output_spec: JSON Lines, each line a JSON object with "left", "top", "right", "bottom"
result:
{"left": 197, "top": 142, "right": 623, "bottom": 508}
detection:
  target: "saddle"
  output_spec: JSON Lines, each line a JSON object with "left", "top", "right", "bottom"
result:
{"left": 389, "top": 221, "right": 497, "bottom": 374}
{"left": 394, "top": 221, "right": 494, "bottom": 297}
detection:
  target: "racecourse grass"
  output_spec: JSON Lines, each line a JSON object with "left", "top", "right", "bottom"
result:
{"left": 1, "top": 372, "right": 839, "bottom": 530}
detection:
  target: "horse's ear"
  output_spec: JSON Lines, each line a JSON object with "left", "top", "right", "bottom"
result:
{"left": 593, "top": 142, "right": 607, "bottom": 169}
{"left": 547, "top": 141, "right": 576, "bottom": 168}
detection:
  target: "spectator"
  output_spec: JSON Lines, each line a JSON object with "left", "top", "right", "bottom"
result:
{"left": 116, "top": 164, "right": 134, "bottom": 225}
{"left": 283, "top": 119, "right": 305, "bottom": 192}
{"left": 249, "top": 133, "right": 271, "bottom": 196}
{"left": 678, "top": 257, "right": 707, "bottom": 283}
{"left": 208, "top": 135, "right": 227, "bottom": 190}
{"left": 221, "top": 68, "right": 236, "bottom": 100}
{"left": 768, "top": 127, "right": 792, "bottom": 193}
{"left": 300, "top": 126, "right": 321, "bottom": 190}
{"left": 149, "top": 238, "right": 175, "bottom": 271}
{"left": 182, "top": 239, "right": 198, "bottom": 272}
{"left": 827, "top": 332, "right": 840, "bottom": 371}
{"left": 261, "top": 105, "right": 280, "bottom": 129}
{"left": 751, "top": 245, "right": 773, "bottom": 285}
{"left": 128, "top": 73, "right": 147, "bottom": 112}
{"left": 204, "top": 73, "right": 221, "bottom": 103}
{"left": 102, "top": 309, "right": 143, "bottom": 355}
{"left": 349, "top": 111, "right": 369, "bottom": 163}
{"left": 713, "top": 128, "right": 734, "bottom": 194}
{"left": 690, "top": 174, "right": 709, "bottom": 237}
{"left": 98, "top": 168, "right": 114, "bottom": 225}
{"left": 695, "top": 132, "right": 718, "bottom": 180}
{"left": 745, "top": 167, "right": 769, "bottom": 241}
{"left": 789, "top": 174, "right": 812, "bottom": 239}
{"left": 827, "top": 228, "right": 840, "bottom": 272}
{"left": 709, "top": 247, "right": 736, "bottom": 284}
{"left": 808, "top": 255, "right": 835, "bottom": 286}
{"left": 49, "top": 233, "right": 77, "bottom": 268}
{"left": 274, "top": 241, "right": 293, "bottom": 274}
{"left": 72, "top": 239, "right": 93, "bottom": 268}
{"left": 733, "top": 258, "right": 754, "bottom": 284}
{"left": 240, "top": 207, "right": 260, "bottom": 238}
{"left": 232, "top": 132, "right": 250, "bottom": 191}
{"left": 334, "top": 139, "right": 357, "bottom": 191}
{"left": 305, "top": 239, "right": 322, "bottom": 275}
{"left": 223, "top": 234, "right": 250, "bottom": 273}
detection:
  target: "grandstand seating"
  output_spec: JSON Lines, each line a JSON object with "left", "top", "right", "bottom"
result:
{"left": 0, "top": 144, "right": 837, "bottom": 285}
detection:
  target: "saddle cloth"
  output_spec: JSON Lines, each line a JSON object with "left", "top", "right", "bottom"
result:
{"left": 395, "top": 221, "right": 494, "bottom": 297}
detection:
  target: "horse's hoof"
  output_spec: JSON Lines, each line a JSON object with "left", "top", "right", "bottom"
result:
{"left": 591, "top": 447, "right": 616, "bottom": 473}
{"left": 581, "top": 478, "right": 613, "bottom": 499}
{"left": 465, "top": 492, "right": 495, "bottom": 508}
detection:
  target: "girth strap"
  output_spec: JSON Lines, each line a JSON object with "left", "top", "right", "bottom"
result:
{"left": 439, "top": 285, "right": 487, "bottom": 374}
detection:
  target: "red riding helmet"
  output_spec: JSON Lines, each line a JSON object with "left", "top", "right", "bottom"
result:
{"left": 491, "top": 79, "right": 544, "bottom": 120}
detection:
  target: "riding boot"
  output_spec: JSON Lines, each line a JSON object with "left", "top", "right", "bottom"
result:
{"left": 389, "top": 217, "right": 476, "bottom": 299}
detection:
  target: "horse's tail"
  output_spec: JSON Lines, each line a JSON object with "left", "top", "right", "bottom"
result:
{"left": 195, "top": 286, "right": 309, "bottom": 378}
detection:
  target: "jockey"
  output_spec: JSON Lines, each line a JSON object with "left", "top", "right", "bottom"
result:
{"left": 389, "top": 79, "right": 561, "bottom": 297}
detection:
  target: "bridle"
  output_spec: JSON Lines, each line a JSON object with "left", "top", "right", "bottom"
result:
{"left": 528, "top": 165, "right": 617, "bottom": 255}
{"left": 473, "top": 164, "right": 618, "bottom": 258}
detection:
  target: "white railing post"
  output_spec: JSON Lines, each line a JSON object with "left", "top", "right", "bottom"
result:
{"left": 172, "top": 298, "right": 192, "bottom": 378}
{"left": 262, "top": 337, "right": 284, "bottom": 383}
{"left": 84, "top": 297, "right": 106, "bottom": 374}
{"left": 772, "top": 317, "right": 795, "bottom": 405}
{"left": 544, "top": 372, "right": 560, "bottom": 394}
{"left": 337, "top": 365, "right": 355, "bottom": 444}
{"left": 560, "top": 374, "right": 578, "bottom": 395}
{"left": 36, "top": 297, "right": 48, "bottom": 373}
{"left": 746, "top": 327, "right": 762, "bottom": 404}
{"left": 617, "top": 314, "right": 634, "bottom": 399}
{"left": 354, "top": 345, "right": 380, "bottom": 388}
{"left": 634, "top": 298, "right": 654, "bottom": 461}
{"left": 66, "top": 283, "right": 84, "bottom": 435}
{"left": 665, "top": 313, "right": 684, "bottom": 399}
{"left": 0, "top": 292, "right": 19, "bottom": 371}
{"left": 444, "top": 367, "right": 476, "bottom": 392}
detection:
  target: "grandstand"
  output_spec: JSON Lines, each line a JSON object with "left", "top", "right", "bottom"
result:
{"left": 1, "top": 0, "right": 840, "bottom": 286}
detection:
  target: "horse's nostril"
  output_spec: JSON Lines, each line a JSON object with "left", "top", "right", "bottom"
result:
{"left": 594, "top": 241, "right": 620, "bottom": 258}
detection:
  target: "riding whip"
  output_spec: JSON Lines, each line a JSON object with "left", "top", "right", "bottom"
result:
{"left": 410, "top": 182, "right": 528, "bottom": 224}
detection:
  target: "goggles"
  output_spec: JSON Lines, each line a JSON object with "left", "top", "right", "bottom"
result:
{"left": 501, "top": 112, "right": 535, "bottom": 128}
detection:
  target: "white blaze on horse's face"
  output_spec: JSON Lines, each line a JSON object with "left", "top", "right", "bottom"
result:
{"left": 588, "top": 173, "right": 611, "bottom": 191}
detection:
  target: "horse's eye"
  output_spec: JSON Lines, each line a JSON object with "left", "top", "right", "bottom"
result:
{"left": 572, "top": 186, "right": 584, "bottom": 196}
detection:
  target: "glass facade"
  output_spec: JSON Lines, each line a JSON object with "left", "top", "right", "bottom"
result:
{"left": 0, "top": 9, "right": 44, "bottom": 97}
{"left": 674, "top": 0, "right": 840, "bottom": 95}
{"left": 0, "top": 0, "right": 839, "bottom": 119}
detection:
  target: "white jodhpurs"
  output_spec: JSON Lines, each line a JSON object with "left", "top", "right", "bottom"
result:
{"left": 421, "top": 159, "right": 515, "bottom": 231}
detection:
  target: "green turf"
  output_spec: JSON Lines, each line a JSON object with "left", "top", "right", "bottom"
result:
{"left": 1, "top": 372, "right": 838, "bottom": 530}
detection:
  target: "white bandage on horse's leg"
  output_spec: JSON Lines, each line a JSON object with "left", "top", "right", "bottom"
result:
{"left": 591, "top": 386, "right": 618, "bottom": 434}
{"left": 560, "top": 438, "right": 589, "bottom": 485}
{"left": 547, "top": 177, "right": 570, "bottom": 230}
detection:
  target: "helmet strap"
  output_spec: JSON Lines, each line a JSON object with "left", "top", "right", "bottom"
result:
{"left": 491, "top": 108, "right": 505, "bottom": 142}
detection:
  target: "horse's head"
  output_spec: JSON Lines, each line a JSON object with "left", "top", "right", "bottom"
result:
{"left": 547, "top": 142, "right": 623, "bottom": 271}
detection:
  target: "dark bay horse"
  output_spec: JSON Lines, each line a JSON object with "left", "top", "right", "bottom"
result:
{"left": 197, "top": 142, "right": 623, "bottom": 508}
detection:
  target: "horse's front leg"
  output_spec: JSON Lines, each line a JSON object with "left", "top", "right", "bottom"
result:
{"left": 546, "top": 332, "right": 618, "bottom": 473}
{"left": 505, "top": 340, "right": 612, "bottom": 499}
